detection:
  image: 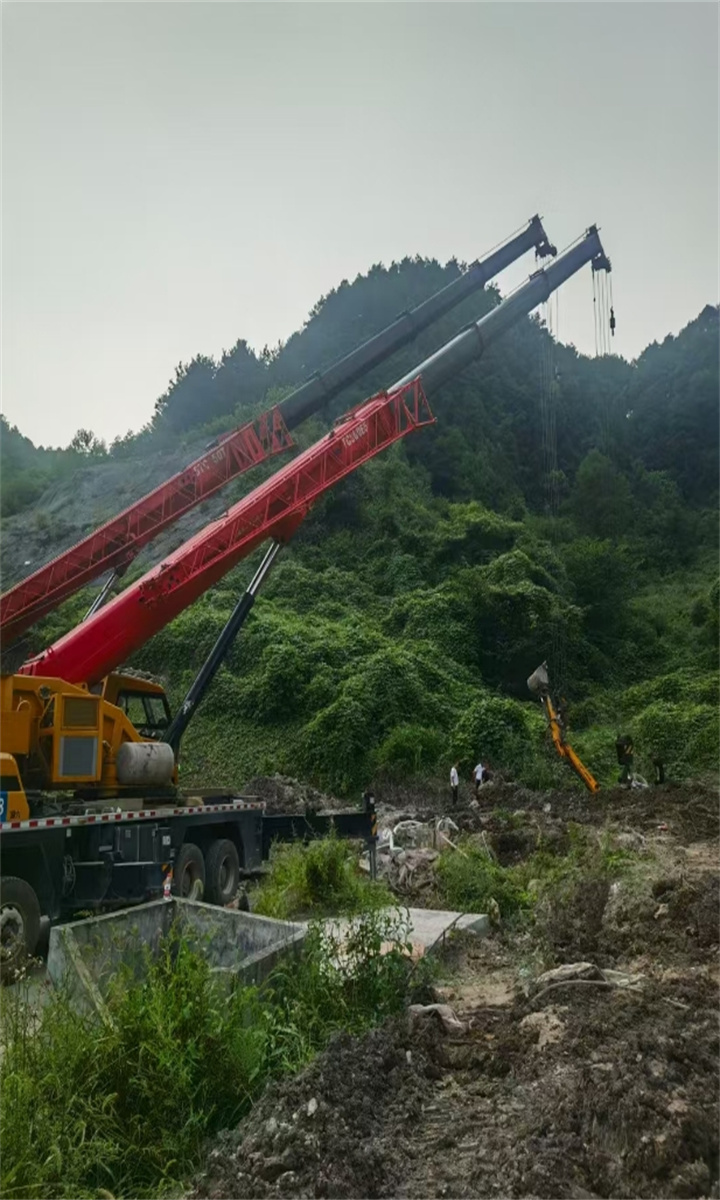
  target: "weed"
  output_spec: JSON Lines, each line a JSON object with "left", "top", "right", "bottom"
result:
{"left": 254, "top": 832, "right": 393, "bottom": 919}
{"left": 434, "top": 822, "right": 640, "bottom": 928}
{"left": 0, "top": 907, "right": 418, "bottom": 1200}
{"left": 435, "top": 840, "right": 532, "bottom": 918}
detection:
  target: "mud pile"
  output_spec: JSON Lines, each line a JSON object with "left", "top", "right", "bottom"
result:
{"left": 194, "top": 975, "right": 718, "bottom": 1199}
{"left": 191, "top": 1020, "right": 433, "bottom": 1199}
{"left": 194, "top": 780, "right": 719, "bottom": 1199}
{"left": 241, "top": 775, "right": 339, "bottom": 816}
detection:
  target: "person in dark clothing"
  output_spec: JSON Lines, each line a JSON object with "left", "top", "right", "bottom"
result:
{"left": 616, "top": 735, "right": 634, "bottom": 787}
{"left": 652, "top": 757, "right": 665, "bottom": 785}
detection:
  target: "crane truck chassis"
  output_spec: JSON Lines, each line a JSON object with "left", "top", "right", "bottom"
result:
{"left": 0, "top": 764, "right": 374, "bottom": 979}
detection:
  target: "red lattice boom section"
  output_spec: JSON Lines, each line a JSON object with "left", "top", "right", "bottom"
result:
{"left": 1, "top": 409, "right": 294, "bottom": 644}
{"left": 21, "top": 378, "right": 434, "bottom": 686}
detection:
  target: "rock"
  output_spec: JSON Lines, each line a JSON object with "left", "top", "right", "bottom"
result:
{"left": 259, "top": 1157, "right": 286, "bottom": 1182}
{"left": 393, "top": 819, "right": 433, "bottom": 849}
{"left": 307, "top": 1097, "right": 318, "bottom": 1117}
{"left": 534, "top": 962, "right": 604, "bottom": 988}
{"left": 408, "top": 1003, "right": 466, "bottom": 1034}
{"left": 520, "top": 1008, "right": 566, "bottom": 1049}
{"left": 602, "top": 968, "right": 645, "bottom": 990}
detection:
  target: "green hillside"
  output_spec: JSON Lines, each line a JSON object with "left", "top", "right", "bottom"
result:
{"left": 2, "top": 261, "right": 717, "bottom": 795}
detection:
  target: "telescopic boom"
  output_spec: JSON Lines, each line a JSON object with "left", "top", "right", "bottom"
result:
{"left": 0, "top": 217, "right": 554, "bottom": 646}
{"left": 20, "top": 226, "right": 609, "bottom": 689}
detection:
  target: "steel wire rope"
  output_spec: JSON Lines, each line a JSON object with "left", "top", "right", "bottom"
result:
{"left": 537, "top": 296, "right": 567, "bottom": 694}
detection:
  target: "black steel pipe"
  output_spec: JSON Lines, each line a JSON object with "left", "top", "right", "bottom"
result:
{"left": 278, "top": 215, "right": 555, "bottom": 430}
{"left": 164, "top": 541, "right": 282, "bottom": 755}
{"left": 391, "top": 226, "right": 609, "bottom": 396}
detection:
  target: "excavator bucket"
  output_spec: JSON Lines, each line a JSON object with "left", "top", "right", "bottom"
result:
{"left": 527, "top": 661, "right": 550, "bottom": 698}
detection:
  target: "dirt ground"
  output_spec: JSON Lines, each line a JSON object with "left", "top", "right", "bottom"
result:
{"left": 193, "top": 782, "right": 719, "bottom": 1199}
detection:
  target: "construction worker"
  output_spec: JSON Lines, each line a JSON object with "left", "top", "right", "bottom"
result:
{"left": 616, "top": 735, "right": 634, "bottom": 787}
{"left": 450, "top": 763, "right": 459, "bottom": 805}
{"left": 472, "top": 760, "right": 486, "bottom": 796}
{"left": 652, "top": 756, "right": 666, "bottom": 785}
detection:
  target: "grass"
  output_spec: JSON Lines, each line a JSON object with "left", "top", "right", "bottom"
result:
{"left": 253, "top": 832, "right": 394, "bottom": 919}
{"left": 434, "top": 820, "right": 639, "bottom": 922}
{"left": 0, "top": 907, "right": 423, "bottom": 1200}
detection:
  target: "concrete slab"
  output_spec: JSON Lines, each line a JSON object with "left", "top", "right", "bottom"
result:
{"left": 403, "top": 906, "right": 490, "bottom": 947}
{"left": 314, "top": 906, "right": 489, "bottom": 956}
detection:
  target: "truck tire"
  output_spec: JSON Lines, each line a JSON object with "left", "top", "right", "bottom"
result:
{"left": 0, "top": 877, "right": 41, "bottom": 983}
{"left": 205, "top": 839, "right": 240, "bottom": 907}
{"left": 172, "top": 843, "right": 205, "bottom": 900}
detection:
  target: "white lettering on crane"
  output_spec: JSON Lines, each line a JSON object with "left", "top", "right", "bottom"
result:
{"left": 342, "top": 421, "right": 368, "bottom": 449}
{"left": 192, "top": 448, "right": 227, "bottom": 478}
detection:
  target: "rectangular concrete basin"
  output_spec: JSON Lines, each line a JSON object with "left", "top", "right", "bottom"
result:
{"left": 47, "top": 898, "right": 306, "bottom": 1016}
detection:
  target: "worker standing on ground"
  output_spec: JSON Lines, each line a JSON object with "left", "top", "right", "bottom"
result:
{"left": 616, "top": 735, "right": 635, "bottom": 787}
{"left": 472, "top": 760, "right": 486, "bottom": 796}
{"left": 450, "top": 763, "right": 459, "bottom": 805}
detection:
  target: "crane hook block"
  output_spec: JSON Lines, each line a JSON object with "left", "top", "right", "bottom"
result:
{"left": 609, "top": 306, "right": 616, "bottom": 336}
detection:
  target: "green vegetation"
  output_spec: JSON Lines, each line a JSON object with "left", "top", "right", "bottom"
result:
{"left": 0, "top": 909, "right": 419, "bottom": 1200}
{"left": 3, "top": 256, "right": 717, "bottom": 792}
{"left": 434, "top": 820, "right": 635, "bottom": 922}
{"left": 253, "top": 834, "right": 393, "bottom": 919}
{"left": 435, "top": 840, "right": 533, "bottom": 917}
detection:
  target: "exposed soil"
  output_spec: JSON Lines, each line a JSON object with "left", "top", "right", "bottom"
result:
{"left": 241, "top": 775, "right": 342, "bottom": 816}
{"left": 194, "top": 782, "right": 719, "bottom": 1199}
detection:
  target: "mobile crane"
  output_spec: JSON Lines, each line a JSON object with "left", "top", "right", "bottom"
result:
{"left": 0, "top": 216, "right": 555, "bottom": 647}
{"left": 0, "top": 226, "right": 611, "bottom": 974}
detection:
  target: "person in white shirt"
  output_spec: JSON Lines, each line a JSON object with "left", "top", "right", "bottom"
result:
{"left": 473, "top": 761, "right": 486, "bottom": 795}
{"left": 450, "top": 763, "right": 459, "bottom": 805}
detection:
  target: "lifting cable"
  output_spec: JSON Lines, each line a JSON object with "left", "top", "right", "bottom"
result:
{"left": 592, "top": 270, "right": 600, "bottom": 358}
{"left": 538, "top": 296, "right": 568, "bottom": 692}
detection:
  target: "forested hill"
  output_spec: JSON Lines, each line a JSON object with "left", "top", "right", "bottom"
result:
{"left": 1, "top": 258, "right": 718, "bottom": 794}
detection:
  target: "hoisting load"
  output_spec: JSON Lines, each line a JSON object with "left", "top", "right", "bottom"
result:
{"left": 527, "top": 661, "right": 600, "bottom": 793}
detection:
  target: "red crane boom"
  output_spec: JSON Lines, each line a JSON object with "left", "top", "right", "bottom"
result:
{"left": 20, "top": 225, "right": 611, "bottom": 692}
{"left": 20, "top": 380, "right": 434, "bottom": 686}
{"left": 2, "top": 216, "right": 553, "bottom": 646}
{"left": 0, "top": 411, "right": 293, "bottom": 647}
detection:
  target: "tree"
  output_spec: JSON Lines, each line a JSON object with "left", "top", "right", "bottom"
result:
{"left": 68, "top": 428, "right": 107, "bottom": 456}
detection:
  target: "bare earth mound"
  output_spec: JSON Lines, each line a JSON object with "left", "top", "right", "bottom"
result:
{"left": 193, "top": 783, "right": 719, "bottom": 1199}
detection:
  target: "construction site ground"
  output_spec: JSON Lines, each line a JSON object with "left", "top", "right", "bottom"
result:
{"left": 193, "top": 780, "right": 719, "bottom": 1200}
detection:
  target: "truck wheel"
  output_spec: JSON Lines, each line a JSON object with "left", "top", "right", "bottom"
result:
{"left": 205, "top": 839, "right": 240, "bottom": 907}
{"left": 0, "top": 877, "right": 41, "bottom": 982}
{"left": 172, "top": 843, "right": 205, "bottom": 900}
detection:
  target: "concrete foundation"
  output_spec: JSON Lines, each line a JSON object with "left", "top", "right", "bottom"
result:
{"left": 47, "top": 899, "right": 306, "bottom": 1016}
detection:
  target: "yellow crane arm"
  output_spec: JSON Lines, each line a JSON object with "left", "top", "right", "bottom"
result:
{"left": 542, "top": 694, "right": 600, "bottom": 794}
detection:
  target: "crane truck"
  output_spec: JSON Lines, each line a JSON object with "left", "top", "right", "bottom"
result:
{"left": 0, "top": 225, "right": 611, "bottom": 976}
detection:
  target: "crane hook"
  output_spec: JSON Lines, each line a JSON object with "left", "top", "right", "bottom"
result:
{"left": 609, "top": 306, "right": 616, "bottom": 337}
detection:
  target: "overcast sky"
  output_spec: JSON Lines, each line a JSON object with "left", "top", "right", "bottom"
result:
{"left": 3, "top": 2, "right": 718, "bottom": 447}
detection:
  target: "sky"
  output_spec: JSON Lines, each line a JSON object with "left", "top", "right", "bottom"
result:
{"left": 2, "top": 2, "right": 718, "bottom": 448}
